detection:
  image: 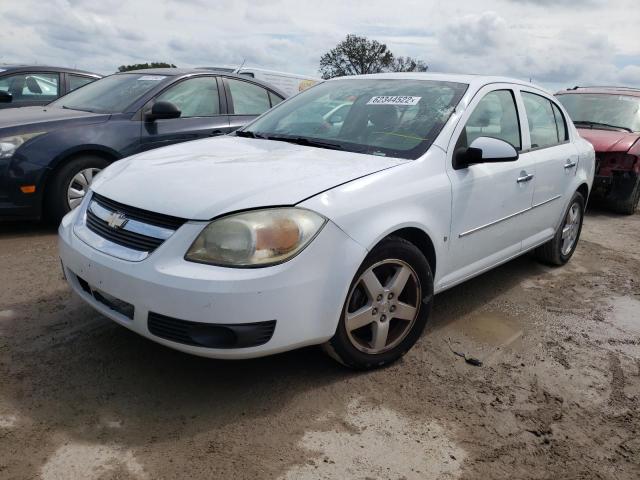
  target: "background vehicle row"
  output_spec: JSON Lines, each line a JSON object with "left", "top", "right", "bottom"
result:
{"left": 0, "top": 65, "right": 100, "bottom": 108}
{"left": 0, "top": 69, "right": 286, "bottom": 222}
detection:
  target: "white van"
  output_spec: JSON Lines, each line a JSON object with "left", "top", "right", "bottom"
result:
{"left": 198, "top": 66, "right": 320, "bottom": 98}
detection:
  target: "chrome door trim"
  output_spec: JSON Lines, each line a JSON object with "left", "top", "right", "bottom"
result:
{"left": 532, "top": 194, "right": 562, "bottom": 209}
{"left": 459, "top": 194, "right": 562, "bottom": 238}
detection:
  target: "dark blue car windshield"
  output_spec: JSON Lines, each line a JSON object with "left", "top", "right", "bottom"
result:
{"left": 51, "top": 73, "right": 169, "bottom": 113}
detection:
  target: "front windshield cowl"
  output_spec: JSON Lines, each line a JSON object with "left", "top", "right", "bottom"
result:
{"left": 243, "top": 78, "right": 468, "bottom": 160}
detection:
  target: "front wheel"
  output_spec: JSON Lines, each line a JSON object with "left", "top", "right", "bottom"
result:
{"left": 323, "top": 237, "right": 433, "bottom": 369}
{"left": 45, "top": 156, "right": 109, "bottom": 224}
{"left": 535, "top": 191, "right": 585, "bottom": 266}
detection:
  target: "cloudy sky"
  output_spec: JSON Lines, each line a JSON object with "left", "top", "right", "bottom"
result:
{"left": 0, "top": 0, "right": 638, "bottom": 90}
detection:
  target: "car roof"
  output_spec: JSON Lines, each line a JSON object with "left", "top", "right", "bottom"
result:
{"left": 114, "top": 68, "right": 288, "bottom": 97}
{"left": 555, "top": 86, "right": 640, "bottom": 97}
{"left": 0, "top": 64, "right": 101, "bottom": 77}
{"left": 327, "top": 72, "right": 550, "bottom": 93}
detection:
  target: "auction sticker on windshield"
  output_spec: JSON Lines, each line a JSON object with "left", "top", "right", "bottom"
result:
{"left": 137, "top": 75, "right": 166, "bottom": 81}
{"left": 367, "top": 96, "right": 421, "bottom": 105}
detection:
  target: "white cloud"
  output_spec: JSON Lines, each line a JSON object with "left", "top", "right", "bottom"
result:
{"left": 0, "top": 0, "right": 637, "bottom": 90}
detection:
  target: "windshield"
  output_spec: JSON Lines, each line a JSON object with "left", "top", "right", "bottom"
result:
{"left": 50, "top": 73, "right": 169, "bottom": 113}
{"left": 557, "top": 93, "right": 640, "bottom": 132}
{"left": 242, "top": 79, "right": 468, "bottom": 159}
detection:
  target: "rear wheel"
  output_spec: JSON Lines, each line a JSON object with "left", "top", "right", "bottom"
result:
{"left": 535, "top": 191, "right": 585, "bottom": 266}
{"left": 45, "top": 155, "right": 109, "bottom": 224}
{"left": 323, "top": 237, "right": 433, "bottom": 369}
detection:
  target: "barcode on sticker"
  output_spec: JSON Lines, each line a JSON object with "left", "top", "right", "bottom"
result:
{"left": 367, "top": 96, "right": 421, "bottom": 106}
{"left": 138, "top": 75, "right": 166, "bottom": 81}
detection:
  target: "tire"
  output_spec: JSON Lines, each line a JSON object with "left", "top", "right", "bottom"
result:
{"left": 611, "top": 178, "right": 640, "bottom": 215}
{"left": 535, "top": 191, "right": 585, "bottom": 266}
{"left": 323, "top": 236, "right": 433, "bottom": 369}
{"left": 45, "top": 155, "right": 110, "bottom": 224}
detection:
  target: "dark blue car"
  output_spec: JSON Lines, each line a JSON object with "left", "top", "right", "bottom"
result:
{"left": 0, "top": 68, "right": 286, "bottom": 222}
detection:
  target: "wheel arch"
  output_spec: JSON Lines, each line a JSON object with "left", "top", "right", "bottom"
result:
{"left": 383, "top": 226, "right": 437, "bottom": 277}
{"left": 41, "top": 148, "right": 120, "bottom": 210}
{"left": 577, "top": 182, "right": 589, "bottom": 202}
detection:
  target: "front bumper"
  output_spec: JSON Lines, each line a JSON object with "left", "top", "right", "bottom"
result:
{"left": 592, "top": 172, "right": 639, "bottom": 201}
{"left": 0, "top": 156, "right": 48, "bottom": 219}
{"left": 58, "top": 206, "right": 367, "bottom": 359}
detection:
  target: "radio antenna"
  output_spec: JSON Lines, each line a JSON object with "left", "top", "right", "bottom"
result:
{"left": 234, "top": 58, "right": 246, "bottom": 74}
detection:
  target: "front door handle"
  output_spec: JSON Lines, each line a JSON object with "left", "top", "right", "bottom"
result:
{"left": 517, "top": 173, "right": 534, "bottom": 183}
{"left": 564, "top": 159, "right": 577, "bottom": 169}
{"left": 210, "top": 130, "right": 224, "bottom": 136}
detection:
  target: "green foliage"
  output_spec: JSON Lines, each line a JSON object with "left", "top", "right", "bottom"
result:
{"left": 319, "top": 35, "right": 428, "bottom": 79}
{"left": 117, "top": 62, "right": 177, "bottom": 72}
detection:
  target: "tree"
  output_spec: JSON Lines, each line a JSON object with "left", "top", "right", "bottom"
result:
{"left": 390, "top": 56, "right": 428, "bottom": 73}
{"left": 117, "top": 62, "right": 177, "bottom": 72}
{"left": 319, "top": 35, "right": 427, "bottom": 79}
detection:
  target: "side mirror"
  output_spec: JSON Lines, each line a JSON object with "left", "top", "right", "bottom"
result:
{"left": 0, "top": 91, "right": 12, "bottom": 103}
{"left": 453, "top": 136, "right": 519, "bottom": 170}
{"left": 145, "top": 101, "right": 181, "bottom": 122}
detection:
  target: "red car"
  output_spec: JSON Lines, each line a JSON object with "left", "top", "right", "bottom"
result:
{"left": 556, "top": 86, "right": 640, "bottom": 214}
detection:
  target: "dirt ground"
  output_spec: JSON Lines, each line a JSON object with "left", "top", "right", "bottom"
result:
{"left": 0, "top": 208, "right": 638, "bottom": 480}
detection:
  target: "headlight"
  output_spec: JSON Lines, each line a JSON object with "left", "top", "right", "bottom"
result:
{"left": 0, "top": 132, "right": 46, "bottom": 159}
{"left": 185, "top": 208, "right": 327, "bottom": 267}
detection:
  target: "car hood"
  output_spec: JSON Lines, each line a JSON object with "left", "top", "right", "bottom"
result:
{"left": 0, "top": 106, "right": 109, "bottom": 132}
{"left": 577, "top": 128, "right": 640, "bottom": 153}
{"left": 91, "top": 136, "right": 407, "bottom": 220}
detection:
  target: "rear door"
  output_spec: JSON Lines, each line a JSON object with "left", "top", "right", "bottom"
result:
{"left": 223, "top": 77, "right": 284, "bottom": 132}
{"left": 0, "top": 71, "right": 60, "bottom": 108}
{"left": 518, "top": 90, "right": 578, "bottom": 249}
{"left": 139, "top": 75, "right": 232, "bottom": 151}
{"left": 442, "top": 85, "right": 537, "bottom": 286}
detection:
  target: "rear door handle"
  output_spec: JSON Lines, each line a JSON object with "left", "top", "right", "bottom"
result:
{"left": 517, "top": 173, "right": 534, "bottom": 183}
{"left": 210, "top": 130, "right": 224, "bottom": 136}
{"left": 564, "top": 160, "right": 577, "bottom": 169}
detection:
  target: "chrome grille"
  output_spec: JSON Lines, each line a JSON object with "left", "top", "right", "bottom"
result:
{"left": 74, "top": 192, "right": 186, "bottom": 261}
{"left": 86, "top": 208, "right": 165, "bottom": 251}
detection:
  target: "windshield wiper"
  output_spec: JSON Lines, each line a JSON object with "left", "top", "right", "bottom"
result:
{"left": 235, "top": 130, "right": 261, "bottom": 138}
{"left": 573, "top": 121, "right": 632, "bottom": 133}
{"left": 261, "top": 135, "right": 351, "bottom": 152}
{"left": 61, "top": 105, "right": 96, "bottom": 113}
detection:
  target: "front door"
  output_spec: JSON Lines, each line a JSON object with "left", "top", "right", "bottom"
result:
{"left": 139, "top": 76, "right": 231, "bottom": 152}
{"left": 0, "top": 71, "right": 60, "bottom": 109}
{"left": 441, "top": 86, "right": 536, "bottom": 288}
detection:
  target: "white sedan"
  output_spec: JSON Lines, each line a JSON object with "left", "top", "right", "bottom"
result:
{"left": 59, "top": 73, "right": 595, "bottom": 369}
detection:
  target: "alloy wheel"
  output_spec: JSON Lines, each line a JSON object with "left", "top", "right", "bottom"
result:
{"left": 67, "top": 168, "right": 101, "bottom": 209}
{"left": 561, "top": 201, "right": 581, "bottom": 256}
{"left": 344, "top": 259, "right": 421, "bottom": 354}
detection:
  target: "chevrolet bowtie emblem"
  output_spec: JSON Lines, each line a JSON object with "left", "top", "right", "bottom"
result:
{"left": 106, "top": 211, "right": 128, "bottom": 229}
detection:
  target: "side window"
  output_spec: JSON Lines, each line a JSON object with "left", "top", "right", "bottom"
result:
{"left": 522, "top": 92, "right": 562, "bottom": 148}
{"left": 269, "top": 91, "right": 284, "bottom": 107}
{"left": 0, "top": 73, "right": 59, "bottom": 103}
{"left": 456, "top": 90, "right": 521, "bottom": 151}
{"left": 156, "top": 77, "right": 220, "bottom": 118}
{"left": 227, "top": 78, "right": 271, "bottom": 115}
{"left": 551, "top": 102, "right": 568, "bottom": 142}
{"left": 69, "top": 75, "right": 95, "bottom": 92}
